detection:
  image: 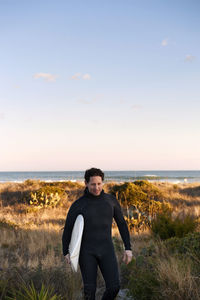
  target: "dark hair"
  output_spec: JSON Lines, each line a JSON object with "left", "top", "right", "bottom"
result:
{"left": 84, "top": 168, "right": 104, "bottom": 183}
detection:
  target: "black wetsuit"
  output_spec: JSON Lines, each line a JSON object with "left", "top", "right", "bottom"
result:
{"left": 62, "top": 188, "right": 131, "bottom": 300}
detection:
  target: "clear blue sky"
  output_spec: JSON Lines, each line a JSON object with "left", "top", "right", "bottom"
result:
{"left": 0, "top": 0, "right": 199, "bottom": 171}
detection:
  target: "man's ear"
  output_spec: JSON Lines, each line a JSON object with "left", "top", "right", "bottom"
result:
{"left": 85, "top": 180, "right": 88, "bottom": 187}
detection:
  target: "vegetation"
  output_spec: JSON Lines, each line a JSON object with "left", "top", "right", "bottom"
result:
{"left": 0, "top": 180, "right": 200, "bottom": 299}
{"left": 120, "top": 233, "right": 200, "bottom": 300}
{"left": 28, "top": 186, "right": 65, "bottom": 209}
{"left": 151, "top": 211, "right": 198, "bottom": 239}
{"left": 4, "top": 281, "right": 61, "bottom": 300}
{"left": 111, "top": 181, "right": 170, "bottom": 232}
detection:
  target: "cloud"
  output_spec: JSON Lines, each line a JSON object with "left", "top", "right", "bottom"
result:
{"left": 161, "top": 38, "right": 168, "bottom": 46}
{"left": 33, "top": 73, "right": 57, "bottom": 82}
{"left": 71, "top": 73, "right": 91, "bottom": 80}
{"left": 185, "top": 54, "right": 195, "bottom": 62}
{"left": 130, "top": 105, "right": 142, "bottom": 111}
{"left": 71, "top": 73, "right": 81, "bottom": 80}
{"left": 82, "top": 73, "right": 91, "bottom": 80}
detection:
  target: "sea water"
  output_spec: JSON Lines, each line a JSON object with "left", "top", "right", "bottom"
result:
{"left": 0, "top": 170, "right": 200, "bottom": 183}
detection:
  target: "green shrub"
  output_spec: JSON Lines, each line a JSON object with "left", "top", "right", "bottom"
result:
{"left": 7, "top": 281, "right": 61, "bottom": 300}
{"left": 28, "top": 186, "right": 65, "bottom": 209}
{"left": 151, "top": 211, "right": 174, "bottom": 240}
{"left": 111, "top": 181, "right": 170, "bottom": 232}
{"left": 23, "top": 179, "right": 39, "bottom": 186}
{"left": 0, "top": 279, "right": 14, "bottom": 299}
{"left": 173, "top": 214, "right": 198, "bottom": 237}
{"left": 173, "top": 184, "right": 179, "bottom": 190}
{"left": 0, "top": 266, "right": 82, "bottom": 300}
{"left": 164, "top": 232, "right": 200, "bottom": 260}
{"left": 134, "top": 180, "right": 163, "bottom": 201}
{"left": 120, "top": 234, "right": 200, "bottom": 300}
{"left": 40, "top": 181, "right": 83, "bottom": 190}
{"left": 111, "top": 182, "right": 147, "bottom": 206}
{"left": 121, "top": 257, "right": 160, "bottom": 300}
{"left": 151, "top": 212, "right": 198, "bottom": 240}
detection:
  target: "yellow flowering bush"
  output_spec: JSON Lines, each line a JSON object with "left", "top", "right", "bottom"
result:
{"left": 29, "top": 186, "right": 64, "bottom": 209}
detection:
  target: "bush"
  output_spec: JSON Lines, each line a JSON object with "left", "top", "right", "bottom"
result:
{"left": 120, "top": 256, "right": 160, "bottom": 300}
{"left": 120, "top": 234, "right": 200, "bottom": 300}
{"left": 0, "top": 266, "right": 82, "bottom": 300}
{"left": 134, "top": 180, "right": 163, "bottom": 201}
{"left": 151, "top": 211, "right": 198, "bottom": 240}
{"left": 3, "top": 280, "right": 61, "bottom": 300}
{"left": 28, "top": 186, "right": 65, "bottom": 209}
{"left": 40, "top": 181, "right": 83, "bottom": 190}
{"left": 164, "top": 232, "right": 200, "bottom": 261}
{"left": 0, "top": 279, "right": 14, "bottom": 299}
{"left": 111, "top": 181, "right": 170, "bottom": 232}
{"left": 111, "top": 182, "right": 147, "bottom": 206}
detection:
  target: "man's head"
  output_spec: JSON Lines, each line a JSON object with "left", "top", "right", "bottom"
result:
{"left": 84, "top": 168, "right": 104, "bottom": 196}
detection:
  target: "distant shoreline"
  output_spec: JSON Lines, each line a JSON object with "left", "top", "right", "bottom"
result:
{"left": 0, "top": 170, "right": 200, "bottom": 184}
{"left": 0, "top": 179, "right": 200, "bottom": 186}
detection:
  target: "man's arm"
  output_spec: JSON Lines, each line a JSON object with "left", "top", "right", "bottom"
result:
{"left": 113, "top": 196, "right": 133, "bottom": 264}
{"left": 113, "top": 196, "right": 132, "bottom": 251}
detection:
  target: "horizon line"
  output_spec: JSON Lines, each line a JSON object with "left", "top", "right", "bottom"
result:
{"left": 0, "top": 170, "right": 200, "bottom": 172}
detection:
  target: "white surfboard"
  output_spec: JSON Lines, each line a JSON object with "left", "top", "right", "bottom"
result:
{"left": 68, "top": 214, "right": 84, "bottom": 272}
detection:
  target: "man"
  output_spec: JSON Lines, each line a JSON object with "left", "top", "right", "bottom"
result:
{"left": 62, "top": 167, "right": 133, "bottom": 300}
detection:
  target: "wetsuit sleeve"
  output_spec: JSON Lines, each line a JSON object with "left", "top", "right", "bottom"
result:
{"left": 62, "top": 200, "right": 80, "bottom": 256}
{"left": 113, "top": 197, "right": 132, "bottom": 251}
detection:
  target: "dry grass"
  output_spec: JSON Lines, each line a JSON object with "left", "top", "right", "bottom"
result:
{"left": 156, "top": 252, "right": 200, "bottom": 300}
{"left": 1, "top": 180, "right": 200, "bottom": 299}
{"left": 0, "top": 181, "right": 111, "bottom": 299}
{"left": 0, "top": 210, "right": 83, "bottom": 299}
{"left": 152, "top": 182, "right": 200, "bottom": 217}
{"left": 1, "top": 180, "right": 200, "bottom": 211}
{"left": 0, "top": 204, "right": 67, "bottom": 229}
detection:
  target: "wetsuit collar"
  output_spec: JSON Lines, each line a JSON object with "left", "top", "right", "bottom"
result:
{"left": 84, "top": 187, "right": 105, "bottom": 200}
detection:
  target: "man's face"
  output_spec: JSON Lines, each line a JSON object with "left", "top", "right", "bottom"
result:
{"left": 86, "top": 176, "right": 103, "bottom": 196}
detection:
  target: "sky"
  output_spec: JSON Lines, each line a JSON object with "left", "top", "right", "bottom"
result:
{"left": 0, "top": 0, "right": 200, "bottom": 171}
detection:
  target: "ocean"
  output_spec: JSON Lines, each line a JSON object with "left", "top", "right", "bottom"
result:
{"left": 0, "top": 170, "right": 200, "bottom": 184}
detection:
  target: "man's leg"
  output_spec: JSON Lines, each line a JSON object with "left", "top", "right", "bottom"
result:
{"left": 98, "top": 248, "right": 120, "bottom": 300}
{"left": 79, "top": 250, "right": 98, "bottom": 300}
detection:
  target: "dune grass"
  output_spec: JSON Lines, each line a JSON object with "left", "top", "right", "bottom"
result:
{"left": 0, "top": 180, "right": 200, "bottom": 299}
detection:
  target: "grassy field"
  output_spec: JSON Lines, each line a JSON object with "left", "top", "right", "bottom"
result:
{"left": 0, "top": 180, "right": 200, "bottom": 299}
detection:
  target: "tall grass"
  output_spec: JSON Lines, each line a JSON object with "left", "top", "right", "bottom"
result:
{"left": 0, "top": 180, "right": 200, "bottom": 299}
{"left": 156, "top": 255, "right": 200, "bottom": 300}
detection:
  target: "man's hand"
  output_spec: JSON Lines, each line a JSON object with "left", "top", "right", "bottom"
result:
{"left": 122, "top": 250, "right": 133, "bottom": 265}
{"left": 64, "top": 254, "right": 71, "bottom": 264}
